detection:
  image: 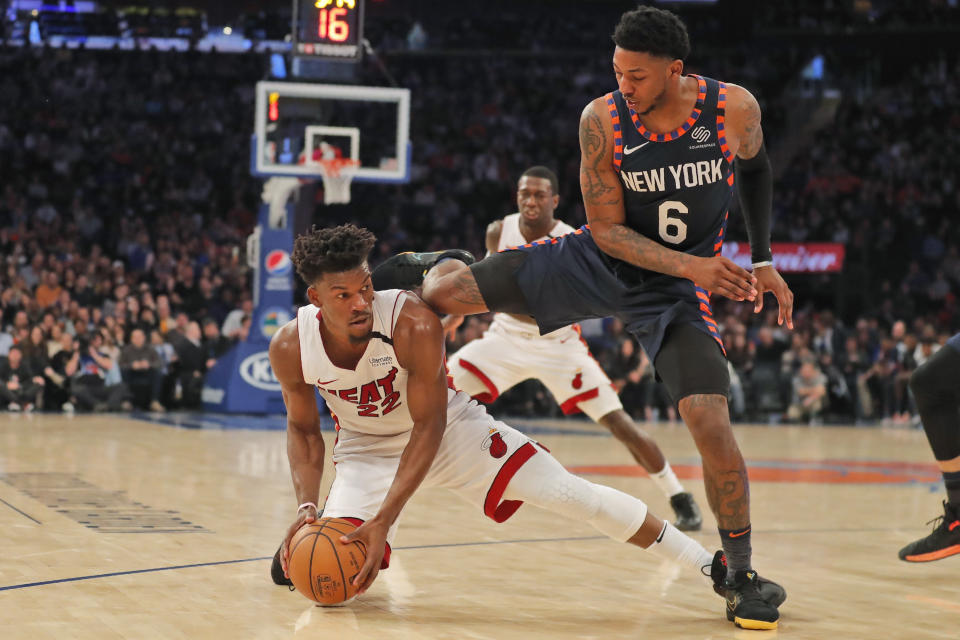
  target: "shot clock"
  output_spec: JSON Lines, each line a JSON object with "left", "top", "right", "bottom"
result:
{"left": 293, "top": 0, "right": 366, "bottom": 59}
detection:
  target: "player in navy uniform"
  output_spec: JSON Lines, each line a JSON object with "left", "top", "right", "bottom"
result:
{"left": 898, "top": 333, "right": 960, "bottom": 562}
{"left": 373, "top": 7, "right": 792, "bottom": 629}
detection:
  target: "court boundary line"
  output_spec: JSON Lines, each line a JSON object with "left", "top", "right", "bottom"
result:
{"left": 0, "top": 534, "right": 606, "bottom": 592}
{"left": 0, "top": 527, "right": 927, "bottom": 592}
{"left": 0, "top": 496, "right": 41, "bottom": 524}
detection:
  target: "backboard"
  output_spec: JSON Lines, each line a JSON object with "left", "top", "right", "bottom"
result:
{"left": 251, "top": 81, "right": 411, "bottom": 183}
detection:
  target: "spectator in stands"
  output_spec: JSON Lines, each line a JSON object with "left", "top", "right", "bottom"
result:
{"left": 70, "top": 332, "right": 131, "bottom": 412}
{"left": 221, "top": 297, "right": 253, "bottom": 341}
{"left": 35, "top": 271, "right": 62, "bottom": 309}
{"left": 202, "top": 318, "right": 232, "bottom": 364}
{"left": 45, "top": 331, "right": 77, "bottom": 412}
{"left": 818, "top": 351, "right": 851, "bottom": 418}
{"left": 21, "top": 326, "right": 48, "bottom": 372}
{"left": 0, "top": 345, "right": 43, "bottom": 411}
{"left": 0, "top": 320, "right": 13, "bottom": 357}
{"left": 787, "top": 359, "right": 828, "bottom": 424}
{"left": 119, "top": 328, "right": 165, "bottom": 412}
{"left": 174, "top": 321, "right": 207, "bottom": 409}
{"left": 150, "top": 329, "right": 178, "bottom": 408}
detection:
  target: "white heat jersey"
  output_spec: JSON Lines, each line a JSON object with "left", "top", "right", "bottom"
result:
{"left": 492, "top": 213, "right": 578, "bottom": 340}
{"left": 297, "top": 289, "right": 470, "bottom": 458}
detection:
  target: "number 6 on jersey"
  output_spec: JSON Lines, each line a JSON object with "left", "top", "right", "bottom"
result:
{"left": 658, "top": 200, "right": 688, "bottom": 244}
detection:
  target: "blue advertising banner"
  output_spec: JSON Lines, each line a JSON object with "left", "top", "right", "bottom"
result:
{"left": 203, "top": 197, "right": 323, "bottom": 415}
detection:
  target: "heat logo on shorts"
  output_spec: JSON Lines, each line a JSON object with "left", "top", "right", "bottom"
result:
{"left": 572, "top": 372, "right": 583, "bottom": 389}
{"left": 265, "top": 249, "right": 292, "bottom": 275}
{"left": 481, "top": 428, "right": 508, "bottom": 459}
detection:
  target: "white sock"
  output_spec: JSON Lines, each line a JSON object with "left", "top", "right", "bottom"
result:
{"left": 650, "top": 461, "right": 685, "bottom": 499}
{"left": 646, "top": 521, "right": 714, "bottom": 577}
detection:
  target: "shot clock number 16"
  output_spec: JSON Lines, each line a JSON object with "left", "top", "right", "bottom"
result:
{"left": 293, "top": 0, "right": 366, "bottom": 59}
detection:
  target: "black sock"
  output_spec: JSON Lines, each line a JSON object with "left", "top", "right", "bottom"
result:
{"left": 719, "top": 525, "right": 752, "bottom": 581}
{"left": 944, "top": 471, "right": 960, "bottom": 507}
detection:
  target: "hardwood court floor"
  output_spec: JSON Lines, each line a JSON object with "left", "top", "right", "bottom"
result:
{"left": 1, "top": 412, "right": 958, "bottom": 639}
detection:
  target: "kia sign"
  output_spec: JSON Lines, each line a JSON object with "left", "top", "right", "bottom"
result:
{"left": 239, "top": 351, "right": 281, "bottom": 391}
{"left": 722, "top": 242, "right": 845, "bottom": 273}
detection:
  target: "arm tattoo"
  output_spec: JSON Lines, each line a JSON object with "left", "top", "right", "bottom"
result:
{"left": 598, "top": 223, "right": 693, "bottom": 278}
{"left": 450, "top": 269, "right": 485, "bottom": 306}
{"left": 738, "top": 97, "right": 763, "bottom": 159}
{"left": 579, "top": 110, "right": 617, "bottom": 205}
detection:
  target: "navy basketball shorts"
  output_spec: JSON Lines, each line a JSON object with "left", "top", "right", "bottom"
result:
{"left": 470, "top": 226, "right": 730, "bottom": 402}
{"left": 948, "top": 333, "right": 960, "bottom": 353}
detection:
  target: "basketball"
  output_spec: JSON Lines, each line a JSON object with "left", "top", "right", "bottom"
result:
{"left": 287, "top": 518, "right": 367, "bottom": 605}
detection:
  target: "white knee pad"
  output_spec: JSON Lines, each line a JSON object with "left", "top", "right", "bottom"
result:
{"left": 504, "top": 448, "right": 648, "bottom": 542}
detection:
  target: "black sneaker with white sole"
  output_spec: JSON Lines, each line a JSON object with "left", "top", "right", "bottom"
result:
{"left": 371, "top": 250, "right": 476, "bottom": 291}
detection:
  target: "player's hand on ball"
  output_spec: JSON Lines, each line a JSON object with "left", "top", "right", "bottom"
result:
{"left": 752, "top": 265, "right": 794, "bottom": 329}
{"left": 340, "top": 516, "right": 389, "bottom": 595}
{"left": 280, "top": 504, "right": 318, "bottom": 576}
{"left": 687, "top": 256, "right": 757, "bottom": 302}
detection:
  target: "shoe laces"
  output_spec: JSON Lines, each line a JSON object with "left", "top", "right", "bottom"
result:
{"left": 925, "top": 514, "right": 945, "bottom": 532}
{"left": 927, "top": 502, "right": 960, "bottom": 532}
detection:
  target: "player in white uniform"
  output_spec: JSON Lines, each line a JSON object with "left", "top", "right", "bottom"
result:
{"left": 271, "top": 224, "right": 729, "bottom": 605}
{"left": 445, "top": 167, "right": 702, "bottom": 530}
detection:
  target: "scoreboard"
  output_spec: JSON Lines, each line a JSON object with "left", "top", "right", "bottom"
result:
{"left": 292, "top": 0, "right": 366, "bottom": 60}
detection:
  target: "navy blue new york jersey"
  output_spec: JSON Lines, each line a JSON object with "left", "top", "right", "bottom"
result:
{"left": 498, "top": 75, "right": 737, "bottom": 361}
{"left": 603, "top": 75, "right": 735, "bottom": 285}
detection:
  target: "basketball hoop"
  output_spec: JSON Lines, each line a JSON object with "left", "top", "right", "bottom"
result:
{"left": 318, "top": 158, "right": 359, "bottom": 205}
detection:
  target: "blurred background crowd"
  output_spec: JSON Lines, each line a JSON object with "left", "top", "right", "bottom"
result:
{"left": 1, "top": 0, "right": 958, "bottom": 425}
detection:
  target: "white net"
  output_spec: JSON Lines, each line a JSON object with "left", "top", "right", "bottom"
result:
{"left": 320, "top": 159, "right": 358, "bottom": 205}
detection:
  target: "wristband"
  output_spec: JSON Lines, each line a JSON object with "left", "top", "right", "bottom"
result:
{"left": 752, "top": 261, "right": 773, "bottom": 269}
{"left": 297, "top": 502, "right": 318, "bottom": 514}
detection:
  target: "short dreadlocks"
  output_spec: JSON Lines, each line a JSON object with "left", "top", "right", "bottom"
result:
{"left": 291, "top": 224, "right": 377, "bottom": 285}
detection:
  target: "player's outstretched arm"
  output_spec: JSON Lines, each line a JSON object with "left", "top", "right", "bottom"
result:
{"left": 340, "top": 299, "right": 448, "bottom": 593}
{"left": 579, "top": 98, "right": 757, "bottom": 302}
{"left": 270, "top": 320, "right": 326, "bottom": 575}
{"left": 726, "top": 84, "right": 794, "bottom": 329}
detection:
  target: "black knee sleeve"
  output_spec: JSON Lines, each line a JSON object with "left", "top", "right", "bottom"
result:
{"left": 910, "top": 345, "right": 960, "bottom": 461}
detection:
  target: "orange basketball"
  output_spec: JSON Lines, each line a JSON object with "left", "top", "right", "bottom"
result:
{"left": 287, "top": 517, "right": 367, "bottom": 605}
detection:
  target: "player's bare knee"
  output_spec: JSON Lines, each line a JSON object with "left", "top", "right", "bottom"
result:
{"left": 599, "top": 410, "right": 640, "bottom": 439}
{"left": 686, "top": 420, "right": 740, "bottom": 464}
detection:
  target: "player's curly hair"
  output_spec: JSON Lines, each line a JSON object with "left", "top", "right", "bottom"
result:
{"left": 292, "top": 224, "right": 377, "bottom": 284}
{"left": 613, "top": 6, "right": 690, "bottom": 61}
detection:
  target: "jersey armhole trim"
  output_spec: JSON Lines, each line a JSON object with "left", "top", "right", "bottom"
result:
{"left": 605, "top": 92, "right": 623, "bottom": 172}
{"left": 716, "top": 82, "right": 735, "bottom": 166}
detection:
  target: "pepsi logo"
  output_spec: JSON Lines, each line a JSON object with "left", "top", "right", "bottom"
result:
{"left": 265, "top": 250, "right": 292, "bottom": 276}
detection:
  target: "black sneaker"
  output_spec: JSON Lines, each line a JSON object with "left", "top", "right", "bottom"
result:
{"left": 899, "top": 500, "right": 960, "bottom": 562}
{"left": 371, "top": 250, "right": 476, "bottom": 291}
{"left": 271, "top": 545, "right": 294, "bottom": 587}
{"left": 669, "top": 492, "right": 702, "bottom": 531}
{"left": 706, "top": 550, "right": 786, "bottom": 608}
{"left": 722, "top": 569, "right": 780, "bottom": 630}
